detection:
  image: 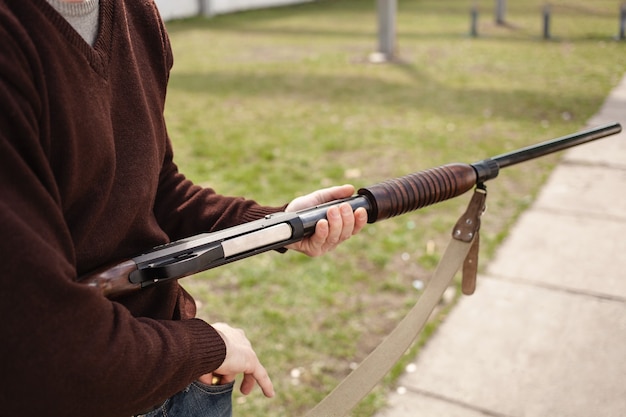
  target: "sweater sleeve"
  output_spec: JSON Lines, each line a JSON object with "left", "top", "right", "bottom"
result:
{"left": 0, "top": 10, "right": 226, "bottom": 417}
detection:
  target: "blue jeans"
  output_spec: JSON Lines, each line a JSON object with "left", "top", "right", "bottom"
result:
{"left": 136, "top": 381, "right": 234, "bottom": 417}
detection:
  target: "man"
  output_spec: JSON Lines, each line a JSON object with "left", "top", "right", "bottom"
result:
{"left": 0, "top": 0, "right": 368, "bottom": 416}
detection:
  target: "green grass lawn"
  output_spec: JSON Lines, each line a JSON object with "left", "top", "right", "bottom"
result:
{"left": 163, "top": 0, "right": 625, "bottom": 415}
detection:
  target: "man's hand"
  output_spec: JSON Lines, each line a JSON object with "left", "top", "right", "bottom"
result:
{"left": 285, "top": 184, "right": 368, "bottom": 256}
{"left": 198, "top": 186, "right": 366, "bottom": 397}
{"left": 199, "top": 322, "right": 275, "bottom": 398}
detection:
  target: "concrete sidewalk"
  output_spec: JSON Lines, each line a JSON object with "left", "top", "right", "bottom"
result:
{"left": 374, "top": 75, "right": 626, "bottom": 417}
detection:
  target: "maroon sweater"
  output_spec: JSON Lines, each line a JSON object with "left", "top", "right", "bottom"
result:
{"left": 0, "top": 1, "right": 282, "bottom": 415}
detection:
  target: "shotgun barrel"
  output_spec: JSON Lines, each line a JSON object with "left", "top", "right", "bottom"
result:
{"left": 356, "top": 122, "right": 621, "bottom": 222}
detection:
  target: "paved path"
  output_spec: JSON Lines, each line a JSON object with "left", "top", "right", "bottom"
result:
{"left": 374, "top": 74, "right": 626, "bottom": 417}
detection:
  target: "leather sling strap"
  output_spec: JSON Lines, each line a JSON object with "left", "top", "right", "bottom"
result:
{"left": 306, "top": 187, "right": 487, "bottom": 417}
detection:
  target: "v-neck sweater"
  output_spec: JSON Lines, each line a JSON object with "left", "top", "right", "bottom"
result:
{"left": 0, "top": 0, "right": 282, "bottom": 415}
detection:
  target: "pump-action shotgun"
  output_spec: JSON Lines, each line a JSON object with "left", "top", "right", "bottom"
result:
{"left": 79, "top": 122, "right": 622, "bottom": 298}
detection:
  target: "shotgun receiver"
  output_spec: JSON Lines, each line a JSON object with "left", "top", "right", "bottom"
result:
{"left": 79, "top": 122, "right": 622, "bottom": 298}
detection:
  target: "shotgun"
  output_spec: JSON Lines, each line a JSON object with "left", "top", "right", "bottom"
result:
{"left": 79, "top": 122, "right": 622, "bottom": 298}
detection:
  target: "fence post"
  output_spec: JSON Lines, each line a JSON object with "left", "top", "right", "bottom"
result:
{"left": 470, "top": 5, "right": 479, "bottom": 37}
{"left": 617, "top": 3, "right": 626, "bottom": 41}
{"left": 543, "top": 4, "right": 551, "bottom": 40}
{"left": 495, "top": 0, "right": 506, "bottom": 25}
{"left": 199, "top": 0, "right": 212, "bottom": 17}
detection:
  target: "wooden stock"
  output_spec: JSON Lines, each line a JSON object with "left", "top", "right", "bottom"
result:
{"left": 78, "top": 259, "right": 141, "bottom": 298}
{"left": 359, "top": 163, "right": 477, "bottom": 222}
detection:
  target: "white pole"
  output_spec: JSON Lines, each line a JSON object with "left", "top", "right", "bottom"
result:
{"left": 371, "top": 0, "right": 397, "bottom": 62}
